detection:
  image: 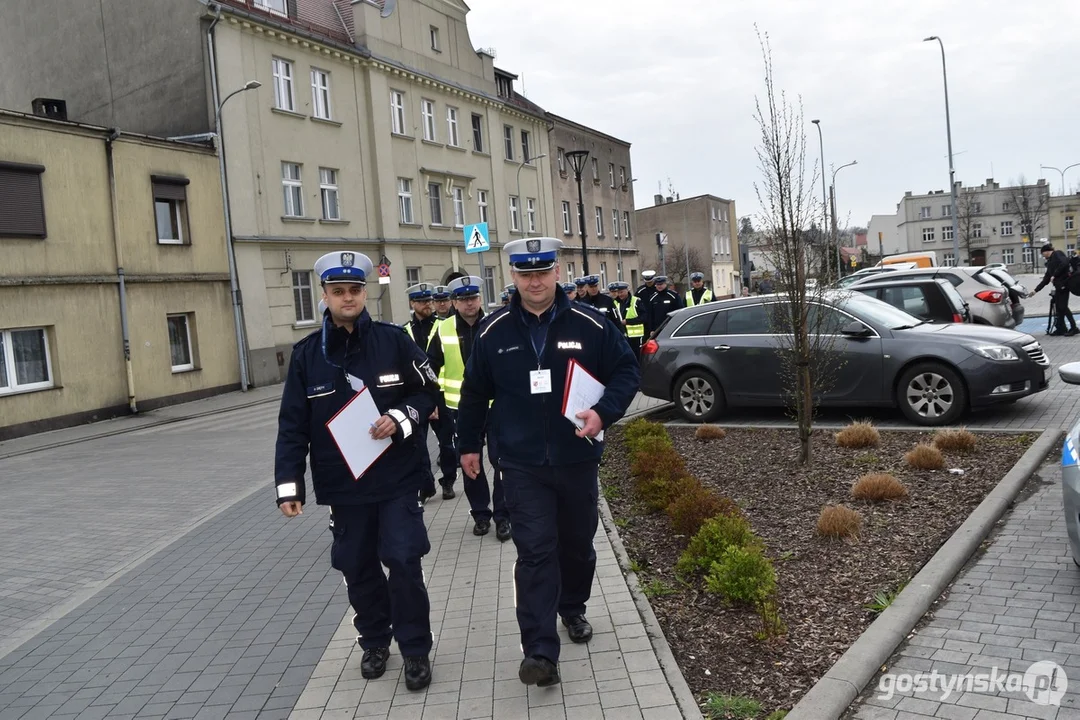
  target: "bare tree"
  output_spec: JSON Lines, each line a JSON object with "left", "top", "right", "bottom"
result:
{"left": 1007, "top": 176, "right": 1051, "bottom": 270}
{"left": 748, "top": 28, "right": 844, "bottom": 466}
{"left": 955, "top": 189, "right": 980, "bottom": 264}
{"left": 651, "top": 241, "right": 708, "bottom": 289}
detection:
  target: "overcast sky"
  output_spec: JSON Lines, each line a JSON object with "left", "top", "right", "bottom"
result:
{"left": 464, "top": 0, "right": 1080, "bottom": 229}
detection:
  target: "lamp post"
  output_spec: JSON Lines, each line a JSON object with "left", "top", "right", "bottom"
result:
{"left": 1041, "top": 163, "right": 1080, "bottom": 197}
{"left": 215, "top": 79, "right": 260, "bottom": 391}
{"left": 924, "top": 36, "right": 960, "bottom": 265}
{"left": 615, "top": 177, "right": 637, "bottom": 280}
{"left": 810, "top": 119, "right": 831, "bottom": 282}
{"left": 565, "top": 150, "right": 591, "bottom": 275}
{"left": 831, "top": 160, "right": 857, "bottom": 275}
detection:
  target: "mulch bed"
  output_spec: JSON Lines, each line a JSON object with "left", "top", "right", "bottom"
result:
{"left": 600, "top": 425, "right": 1037, "bottom": 717}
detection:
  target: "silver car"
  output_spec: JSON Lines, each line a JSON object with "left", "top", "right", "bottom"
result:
{"left": 1059, "top": 362, "right": 1080, "bottom": 566}
{"left": 847, "top": 266, "right": 1021, "bottom": 328}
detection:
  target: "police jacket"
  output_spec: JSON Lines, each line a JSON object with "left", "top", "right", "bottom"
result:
{"left": 635, "top": 284, "right": 657, "bottom": 305}
{"left": 457, "top": 290, "right": 640, "bottom": 467}
{"left": 614, "top": 296, "right": 645, "bottom": 338}
{"left": 404, "top": 313, "right": 438, "bottom": 351}
{"left": 687, "top": 287, "right": 714, "bottom": 306}
{"left": 1035, "top": 250, "right": 1072, "bottom": 292}
{"left": 647, "top": 289, "right": 683, "bottom": 330}
{"left": 274, "top": 309, "right": 440, "bottom": 507}
{"left": 582, "top": 292, "right": 615, "bottom": 317}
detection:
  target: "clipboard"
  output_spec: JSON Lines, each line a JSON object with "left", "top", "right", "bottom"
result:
{"left": 325, "top": 386, "right": 393, "bottom": 480}
{"left": 561, "top": 358, "right": 606, "bottom": 442}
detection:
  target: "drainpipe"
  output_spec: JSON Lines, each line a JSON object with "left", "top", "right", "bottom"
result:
{"left": 105, "top": 128, "right": 138, "bottom": 414}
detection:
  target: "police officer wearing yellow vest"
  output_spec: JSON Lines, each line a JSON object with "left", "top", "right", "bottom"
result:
{"left": 425, "top": 276, "right": 510, "bottom": 542}
{"left": 610, "top": 281, "right": 645, "bottom": 357}
{"left": 275, "top": 251, "right": 438, "bottom": 691}
{"left": 686, "top": 272, "right": 714, "bottom": 306}
{"left": 403, "top": 283, "right": 447, "bottom": 502}
{"left": 457, "top": 238, "right": 640, "bottom": 687}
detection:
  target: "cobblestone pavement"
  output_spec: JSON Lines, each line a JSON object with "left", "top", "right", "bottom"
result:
{"left": 0, "top": 391, "right": 683, "bottom": 720}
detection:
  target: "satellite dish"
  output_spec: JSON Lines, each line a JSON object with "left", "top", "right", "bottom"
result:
{"left": 381, "top": 0, "right": 396, "bottom": 18}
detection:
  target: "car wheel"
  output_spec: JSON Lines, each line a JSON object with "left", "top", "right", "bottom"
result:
{"left": 896, "top": 362, "right": 967, "bottom": 426}
{"left": 674, "top": 370, "right": 725, "bottom": 423}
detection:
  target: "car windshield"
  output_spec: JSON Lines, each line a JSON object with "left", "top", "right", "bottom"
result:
{"left": 832, "top": 290, "right": 925, "bottom": 329}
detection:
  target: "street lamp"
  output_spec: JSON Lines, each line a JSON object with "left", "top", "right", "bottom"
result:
{"left": 615, "top": 177, "right": 637, "bottom": 280}
{"left": 810, "top": 120, "right": 831, "bottom": 281}
{"left": 565, "top": 150, "right": 591, "bottom": 275}
{"left": 831, "top": 160, "right": 857, "bottom": 273}
{"left": 215, "top": 79, "right": 261, "bottom": 391}
{"left": 924, "top": 36, "right": 960, "bottom": 265}
{"left": 1041, "top": 163, "right": 1080, "bottom": 196}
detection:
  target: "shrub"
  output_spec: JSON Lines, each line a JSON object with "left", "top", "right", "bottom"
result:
{"left": 933, "top": 428, "right": 977, "bottom": 453}
{"left": 835, "top": 421, "right": 881, "bottom": 449}
{"left": 851, "top": 473, "right": 908, "bottom": 502}
{"left": 631, "top": 447, "right": 689, "bottom": 511}
{"left": 757, "top": 599, "right": 787, "bottom": 640}
{"left": 676, "top": 512, "right": 754, "bottom": 576}
{"left": 704, "top": 544, "right": 777, "bottom": 606}
{"left": 817, "top": 504, "right": 862, "bottom": 538}
{"left": 666, "top": 482, "right": 741, "bottom": 537}
{"left": 695, "top": 424, "right": 727, "bottom": 441}
{"left": 905, "top": 443, "right": 945, "bottom": 470}
{"left": 624, "top": 418, "right": 670, "bottom": 451}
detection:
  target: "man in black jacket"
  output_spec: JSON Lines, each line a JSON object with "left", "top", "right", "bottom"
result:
{"left": 275, "top": 251, "right": 441, "bottom": 691}
{"left": 1030, "top": 243, "right": 1078, "bottom": 336}
{"left": 580, "top": 274, "right": 615, "bottom": 318}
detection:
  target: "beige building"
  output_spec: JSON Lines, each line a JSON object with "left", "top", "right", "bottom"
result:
{"left": 0, "top": 110, "right": 237, "bottom": 439}
{"left": 1047, "top": 193, "right": 1080, "bottom": 254}
{"left": 633, "top": 194, "right": 740, "bottom": 298}
{"left": 547, "top": 115, "right": 639, "bottom": 288}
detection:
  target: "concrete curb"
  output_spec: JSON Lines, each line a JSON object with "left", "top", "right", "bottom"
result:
{"left": 597, "top": 493, "right": 705, "bottom": 720}
{"left": 662, "top": 422, "right": 1045, "bottom": 434}
{"left": 785, "top": 427, "right": 1063, "bottom": 719}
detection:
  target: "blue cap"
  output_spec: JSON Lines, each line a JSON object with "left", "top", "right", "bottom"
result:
{"left": 654, "top": 275, "right": 669, "bottom": 284}
{"left": 504, "top": 284, "right": 517, "bottom": 295}
{"left": 563, "top": 282, "right": 578, "bottom": 293}
{"left": 432, "top": 285, "right": 451, "bottom": 300}
{"left": 314, "top": 250, "right": 372, "bottom": 285}
{"left": 574, "top": 277, "right": 587, "bottom": 287}
{"left": 609, "top": 281, "right": 629, "bottom": 291}
{"left": 504, "top": 237, "right": 562, "bottom": 272}
{"left": 690, "top": 272, "right": 704, "bottom": 281}
{"left": 407, "top": 283, "right": 435, "bottom": 300}
{"left": 500, "top": 291, "right": 510, "bottom": 302}
{"left": 584, "top": 275, "right": 600, "bottom": 285}
{"left": 447, "top": 275, "right": 483, "bottom": 298}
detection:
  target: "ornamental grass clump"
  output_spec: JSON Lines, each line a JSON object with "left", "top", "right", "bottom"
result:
{"left": 851, "top": 473, "right": 908, "bottom": 502}
{"left": 695, "top": 424, "right": 727, "bottom": 441}
{"left": 817, "top": 504, "right": 863, "bottom": 538}
{"left": 933, "top": 428, "right": 977, "bottom": 453}
{"left": 905, "top": 443, "right": 945, "bottom": 470}
{"left": 835, "top": 421, "right": 881, "bottom": 449}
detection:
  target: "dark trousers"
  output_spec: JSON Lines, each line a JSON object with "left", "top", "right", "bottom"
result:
{"left": 329, "top": 495, "right": 432, "bottom": 657}
{"left": 449, "top": 409, "right": 507, "bottom": 523}
{"left": 1054, "top": 286, "right": 1077, "bottom": 333}
{"left": 500, "top": 460, "right": 599, "bottom": 663}
{"left": 418, "top": 420, "right": 437, "bottom": 496}
{"left": 430, "top": 398, "right": 458, "bottom": 487}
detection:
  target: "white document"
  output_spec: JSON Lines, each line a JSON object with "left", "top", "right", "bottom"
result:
{"left": 326, "top": 387, "right": 392, "bottom": 479}
{"left": 561, "top": 359, "right": 606, "bottom": 442}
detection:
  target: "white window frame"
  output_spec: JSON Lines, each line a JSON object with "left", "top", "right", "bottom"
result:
{"left": 622, "top": 211, "right": 630, "bottom": 238}
{"left": 471, "top": 114, "right": 484, "bottom": 152}
{"left": 922, "top": 227, "right": 935, "bottom": 243}
{"left": 428, "top": 182, "right": 443, "bottom": 225}
{"left": 608, "top": 163, "right": 615, "bottom": 188}
{"left": 1067, "top": 215, "right": 1075, "bottom": 231}
{"left": 942, "top": 204, "right": 952, "bottom": 217}
{"left": 0, "top": 327, "right": 54, "bottom": 394}
{"left": 972, "top": 202, "right": 982, "bottom": 214}
{"left": 398, "top": 178, "right": 414, "bottom": 224}
{"left": 509, "top": 196, "right": 520, "bottom": 232}
{"left": 310, "top": 68, "right": 331, "bottom": 120}
{"left": 503, "top": 125, "right": 514, "bottom": 161}
{"left": 421, "top": 99, "right": 436, "bottom": 141}
{"left": 919, "top": 206, "right": 931, "bottom": 219}
{"left": 557, "top": 148, "right": 566, "bottom": 174}
{"left": 483, "top": 266, "right": 497, "bottom": 307}
{"left": 521, "top": 130, "right": 532, "bottom": 163}
{"left": 446, "top": 107, "right": 460, "bottom": 147}
{"left": 319, "top": 167, "right": 340, "bottom": 220}
{"left": 562, "top": 202, "right": 571, "bottom": 235}
{"left": 595, "top": 206, "right": 604, "bottom": 237}
{"left": 566, "top": 262, "right": 576, "bottom": 283}
{"left": 600, "top": 262, "right": 608, "bottom": 288}
{"left": 167, "top": 314, "right": 194, "bottom": 373}
{"left": 272, "top": 57, "right": 295, "bottom": 111}
{"left": 429, "top": 25, "right": 440, "bottom": 51}
{"left": 282, "top": 162, "right": 304, "bottom": 217}
{"left": 1002, "top": 248, "right": 1015, "bottom": 264}
{"left": 1001, "top": 221, "right": 1014, "bottom": 236}
{"left": 254, "top": 0, "right": 287, "bottom": 16}
{"left": 942, "top": 225, "right": 953, "bottom": 241}
{"left": 1002, "top": 201, "right": 1011, "bottom": 212}
{"left": 972, "top": 223, "right": 983, "bottom": 238}
{"left": 620, "top": 166, "right": 626, "bottom": 186}
{"left": 390, "top": 90, "right": 406, "bottom": 135}
{"left": 406, "top": 267, "right": 421, "bottom": 286}
{"left": 155, "top": 198, "right": 184, "bottom": 245}
{"left": 591, "top": 157, "right": 599, "bottom": 181}
{"left": 612, "top": 209, "right": 620, "bottom": 238}
{"left": 1022, "top": 246, "right": 1034, "bottom": 265}
{"left": 477, "top": 190, "right": 489, "bottom": 224}
{"left": 943, "top": 253, "right": 956, "bottom": 267}
{"left": 526, "top": 197, "right": 536, "bottom": 232}
{"left": 453, "top": 187, "right": 465, "bottom": 228}
{"left": 292, "top": 270, "right": 316, "bottom": 324}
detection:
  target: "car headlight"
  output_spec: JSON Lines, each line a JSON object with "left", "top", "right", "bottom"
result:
{"left": 969, "top": 344, "right": 1019, "bottom": 361}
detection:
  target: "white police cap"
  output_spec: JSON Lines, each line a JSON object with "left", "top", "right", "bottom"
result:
{"left": 314, "top": 250, "right": 372, "bottom": 285}
{"left": 641, "top": 270, "right": 657, "bottom": 280}
{"left": 504, "top": 237, "right": 562, "bottom": 272}
{"left": 447, "top": 275, "right": 483, "bottom": 298}
{"left": 432, "top": 285, "right": 451, "bottom": 300}
{"left": 407, "top": 282, "right": 435, "bottom": 300}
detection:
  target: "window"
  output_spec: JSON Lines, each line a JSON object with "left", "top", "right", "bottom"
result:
{"left": 972, "top": 202, "right": 982, "bottom": 214}
{"left": 526, "top": 198, "right": 536, "bottom": 232}
{"left": 453, "top": 187, "right": 465, "bottom": 227}
{"left": 508, "top": 196, "right": 520, "bottom": 231}
{"left": 0, "top": 327, "right": 52, "bottom": 394}
{"left": 390, "top": 91, "right": 406, "bottom": 134}
{"left": 1022, "top": 246, "right": 1034, "bottom": 265}
{"left": 471, "top": 114, "right": 484, "bottom": 152}
{"left": 612, "top": 209, "right": 620, "bottom": 238}
{"left": 167, "top": 314, "right": 194, "bottom": 372}
{"left": 725, "top": 305, "right": 770, "bottom": 334}
{"left": 0, "top": 161, "right": 46, "bottom": 238}
{"left": 521, "top": 130, "right": 532, "bottom": 163}
{"left": 503, "top": 125, "right": 514, "bottom": 160}
{"left": 1021, "top": 221, "right": 1033, "bottom": 236}
{"left": 1001, "top": 221, "right": 1014, "bottom": 236}
{"left": 477, "top": 190, "right": 489, "bottom": 223}
{"left": 254, "top": 0, "right": 287, "bottom": 16}
{"left": 496, "top": 76, "right": 511, "bottom": 98}
{"left": 722, "top": 233, "right": 731, "bottom": 255}
{"left": 281, "top": 162, "right": 303, "bottom": 217}
{"left": 1002, "top": 248, "right": 1014, "bottom": 264}
{"left": 1002, "top": 201, "right": 1011, "bottom": 211}
{"left": 562, "top": 201, "right": 571, "bottom": 234}
{"left": 406, "top": 267, "right": 421, "bottom": 286}
{"left": 152, "top": 175, "right": 189, "bottom": 245}
{"left": 942, "top": 225, "right": 953, "bottom": 241}
{"left": 711, "top": 207, "right": 718, "bottom": 221}
{"left": 972, "top": 223, "right": 983, "bottom": 238}
{"left": 483, "top": 266, "right": 496, "bottom": 305}
{"left": 943, "top": 252, "right": 956, "bottom": 267}
{"left": 429, "top": 26, "right": 440, "bottom": 51}
{"left": 421, "top": 99, "right": 436, "bottom": 141}
{"left": 446, "top": 107, "right": 459, "bottom": 147}
{"left": 622, "top": 211, "right": 630, "bottom": 238}
{"left": 942, "top": 204, "right": 952, "bottom": 217}
{"left": 566, "top": 262, "right": 576, "bottom": 283}
{"left": 673, "top": 312, "right": 719, "bottom": 338}
{"left": 398, "top": 178, "right": 414, "bottom": 224}
{"left": 428, "top": 182, "right": 443, "bottom": 225}
{"left": 319, "top": 168, "right": 340, "bottom": 220}
{"left": 595, "top": 206, "right": 604, "bottom": 237}
{"left": 919, "top": 206, "right": 931, "bottom": 219}
{"left": 600, "top": 262, "right": 608, "bottom": 288}
{"left": 292, "top": 271, "right": 315, "bottom": 323}
{"left": 608, "top": 163, "right": 615, "bottom": 188}
{"left": 310, "top": 69, "right": 331, "bottom": 119}
{"left": 271, "top": 58, "right": 295, "bottom": 111}
{"left": 620, "top": 166, "right": 626, "bottom": 186}
{"left": 1067, "top": 216, "right": 1075, "bottom": 231}
{"left": 591, "top": 157, "right": 599, "bottom": 181}
{"left": 922, "top": 227, "right": 935, "bottom": 243}
{"left": 557, "top": 148, "right": 566, "bottom": 174}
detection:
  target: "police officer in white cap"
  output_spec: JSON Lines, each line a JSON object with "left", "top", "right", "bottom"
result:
{"left": 457, "top": 238, "right": 640, "bottom": 687}
{"left": 275, "top": 250, "right": 439, "bottom": 691}
{"left": 635, "top": 270, "right": 658, "bottom": 305}
{"left": 562, "top": 282, "right": 578, "bottom": 301}
{"left": 432, "top": 285, "right": 453, "bottom": 320}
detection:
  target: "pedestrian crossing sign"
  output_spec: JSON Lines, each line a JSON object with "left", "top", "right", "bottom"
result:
{"left": 464, "top": 222, "right": 490, "bottom": 254}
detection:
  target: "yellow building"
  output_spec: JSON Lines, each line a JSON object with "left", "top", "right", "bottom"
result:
{"left": 1048, "top": 194, "right": 1080, "bottom": 253}
{"left": 0, "top": 110, "right": 239, "bottom": 439}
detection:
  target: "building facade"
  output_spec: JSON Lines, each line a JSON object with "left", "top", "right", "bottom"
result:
{"left": 1047, "top": 193, "right": 1079, "bottom": 254}
{"left": 547, "top": 115, "right": 638, "bottom": 288}
{"left": 633, "top": 194, "right": 740, "bottom": 298}
{"left": 0, "top": 111, "right": 237, "bottom": 439}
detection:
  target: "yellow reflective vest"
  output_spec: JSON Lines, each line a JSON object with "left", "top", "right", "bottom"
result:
{"left": 616, "top": 296, "right": 645, "bottom": 338}
{"left": 435, "top": 318, "right": 465, "bottom": 409}
{"left": 686, "top": 288, "right": 713, "bottom": 306}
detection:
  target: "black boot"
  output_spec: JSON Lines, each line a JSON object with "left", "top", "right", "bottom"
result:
{"left": 403, "top": 655, "right": 432, "bottom": 691}
{"left": 519, "top": 656, "right": 560, "bottom": 686}
{"left": 495, "top": 520, "right": 512, "bottom": 543}
{"left": 441, "top": 484, "right": 456, "bottom": 499}
{"left": 473, "top": 519, "right": 491, "bottom": 536}
{"left": 360, "top": 646, "right": 390, "bottom": 679}
{"left": 561, "top": 615, "right": 593, "bottom": 643}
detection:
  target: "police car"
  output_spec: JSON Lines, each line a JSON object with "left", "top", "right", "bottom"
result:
{"left": 1059, "top": 362, "right": 1080, "bottom": 566}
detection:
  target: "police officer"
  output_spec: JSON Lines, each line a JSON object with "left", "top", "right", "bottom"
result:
{"left": 429, "top": 286, "right": 460, "bottom": 498}
{"left": 275, "top": 251, "right": 438, "bottom": 691}
{"left": 562, "top": 282, "right": 578, "bottom": 301}
{"left": 635, "top": 270, "right": 658, "bottom": 305}
{"left": 501, "top": 291, "right": 511, "bottom": 306}
{"left": 647, "top": 275, "right": 683, "bottom": 337}
{"left": 581, "top": 274, "right": 615, "bottom": 317}
{"left": 403, "top": 283, "right": 442, "bottom": 502}
{"left": 1030, "top": 242, "right": 1079, "bottom": 335}
{"left": 432, "top": 286, "right": 453, "bottom": 320}
{"left": 574, "top": 277, "right": 588, "bottom": 300}
{"left": 686, "top": 272, "right": 714, "bottom": 306}
{"left": 425, "top": 276, "right": 511, "bottom": 541}
{"left": 611, "top": 281, "right": 645, "bottom": 358}
{"left": 457, "top": 238, "right": 640, "bottom": 687}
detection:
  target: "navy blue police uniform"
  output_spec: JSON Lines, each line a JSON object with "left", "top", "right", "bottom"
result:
{"left": 428, "top": 286, "right": 461, "bottom": 490}
{"left": 456, "top": 238, "right": 640, "bottom": 686}
{"left": 275, "top": 251, "right": 440, "bottom": 690}
{"left": 562, "top": 282, "right": 578, "bottom": 300}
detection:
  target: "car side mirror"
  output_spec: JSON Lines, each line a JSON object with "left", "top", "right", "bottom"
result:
{"left": 1060, "top": 361, "right": 1080, "bottom": 385}
{"left": 841, "top": 320, "right": 872, "bottom": 337}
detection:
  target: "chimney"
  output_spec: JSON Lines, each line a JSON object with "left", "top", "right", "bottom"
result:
{"left": 666, "top": 196, "right": 674, "bottom": 204}
{"left": 32, "top": 98, "right": 67, "bottom": 121}
{"left": 654, "top": 194, "right": 664, "bottom": 206}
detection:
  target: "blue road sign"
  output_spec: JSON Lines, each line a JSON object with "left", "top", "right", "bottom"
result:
{"left": 464, "top": 222, "right": 490, "bottom": 254}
